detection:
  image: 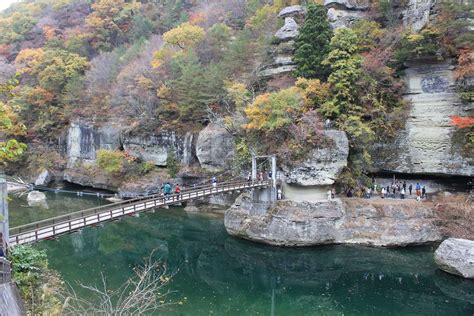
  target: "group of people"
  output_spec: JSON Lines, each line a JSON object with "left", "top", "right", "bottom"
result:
{"left": 247, "top": 171, "right": 273, "bottom": 182}
{"left": 160, "top": 182, "right": 181, "bottom": 199}
{"left": 370, "top": 180, "right": 427, "bottom": 200}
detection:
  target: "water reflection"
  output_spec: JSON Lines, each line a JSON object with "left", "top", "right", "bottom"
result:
{"left": 38, "top": 209, "right": 474, "bottom": 316}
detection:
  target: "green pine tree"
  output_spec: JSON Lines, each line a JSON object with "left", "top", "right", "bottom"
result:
{"left": 293, "top": 4, "right": 332, "bottom": 80}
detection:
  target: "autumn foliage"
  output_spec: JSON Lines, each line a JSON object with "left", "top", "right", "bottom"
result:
{"left": 449, "top": 116, "right": 474, "bottom": 128}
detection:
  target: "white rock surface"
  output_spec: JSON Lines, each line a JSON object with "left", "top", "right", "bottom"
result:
{"left": 277, "top": 5, "right": 305, "bottom": 18}
{"left": 123, "top": 132, "right": 194, "bottom": 166}
{"left": 34, "top": 169, "right": 51, "bottom": 186}
{"left": 27, "top": 190, "right": 47, "bottom": 208}
{"left": 196, "top": 123, "right": 234, "bottom": 172}
{"left": 66, "top": 122, "right": 122, "bottom": 167}
{"left": 435, "top": 238, "right": 474, "bottom": 278}
{"left": 402, "top": 0, "right": 433, "bottom": 32}
{"left": 373, "top": 61, "right": 473, "bottom": 176}
{"left": 275, "top": 17, "right": 299, "bottom": 42}
{"left": 324, "top": 0, "right": 369, "bottom": 10}
{"left": 326, "top": 7, "right": 368, "bottom": 28}
{"left": 283, "top": 130, "right": 349, "bottom": 186}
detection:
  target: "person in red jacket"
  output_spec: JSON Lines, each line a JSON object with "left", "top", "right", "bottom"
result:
{"left": 175, "top": 184, "right": 181, "bottom": 200}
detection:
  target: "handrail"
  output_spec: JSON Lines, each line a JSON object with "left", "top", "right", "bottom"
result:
{"left": 0, "top": 258, "right": 11, "bottom": 284}
{"left": 10, "top": 179, "right": 270, "bottom": 236}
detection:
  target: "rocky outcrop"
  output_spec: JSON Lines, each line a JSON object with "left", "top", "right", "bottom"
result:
{"left": 66, "top": 122, "right": 122, "bottom": 167}
{"left": 225, "top": 194, "right": 442, "bottom": 247}
{"left": 373, "top": 60, "right": 473, "bottom": 177}
{"left": 196, "top": 123, "right": 234, "bottom": 172}
{"left": 274, "top": 17, "right": 299, "bottom": 42}
{"left": 277, "top": 5, "right": 305, "bottom": 19}
{"left": 283, "top": 130, "right": 349, "bottom": 186}
{"left": 324, "top": 0, "right": 369, "bottom": 29}
{"left": 27, "top": 190, "right": 47, "bottom": 208}
{"left": 258, "top": 7, "right": 302, "bottom": 82}
{"left": 434, "top": 238, "right": 474, "bottom": 278}
{"left": 63, "top": 167, "right": 122, "bottom": 192}
{"left": 34, "top": 169, "right": 52, "bottom": 186}
{"left": 402, "top": 0, "right": 434, "bottom": 32}
{"left": 123, "top": 132, "right": 194, "bottom": 166}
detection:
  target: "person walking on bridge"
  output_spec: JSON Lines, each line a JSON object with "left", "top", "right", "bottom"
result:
{"left": 212, "top": 176, "right": 217, "bottom": 189}
{"left": 175, "top": 184, "right": 181, "bottom": 200}
{"left": 164, "top": 182, "right": 172, "bottom": 200}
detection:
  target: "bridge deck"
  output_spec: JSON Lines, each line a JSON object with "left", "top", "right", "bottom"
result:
{"left": 9, "top": 180, "right": 270, "bottom": 246}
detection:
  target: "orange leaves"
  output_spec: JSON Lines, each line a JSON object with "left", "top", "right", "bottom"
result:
{"left": 454, "top": 48, "right": 474, "bottom": 81}
{"left": 42, "top": 25, "right": 56, "bottom": 40}
{"left": 450, "top": 116, "right": 474, "bottom": 129}
{"left": 15, "top": 48, "right": 44, "bottom": 74}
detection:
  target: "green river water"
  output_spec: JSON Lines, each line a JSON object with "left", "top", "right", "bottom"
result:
{"left": 9, "top": 192, "right": 474, "bottom": 315}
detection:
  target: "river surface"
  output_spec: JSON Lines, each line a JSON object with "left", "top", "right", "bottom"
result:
{"left": 9, "top": 193, "right": 474, "bottom": 315}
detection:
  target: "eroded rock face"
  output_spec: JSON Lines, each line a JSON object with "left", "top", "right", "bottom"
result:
{"left": 324, "top": 0, "right": 369, "bottom": 28}
{"left": 275, "top": 17, "right": 299, "bottom": 42}
{"left": 225, "top": 194, "right": 442, "bottom": 247}
{"left": 258, "top": 7, "right": 301, "bottom": 82}
{"left": 34, "top": 169, "right": 52, "bottom": 186}
{"left": 373, "top": 60, "right": 473, "bottom": 177}
{"left": 123, "top": 132, "right": 194, "bottom": 166}
{"left": 66, "top": 122, "right": 122, "bottom": 167}
{"left": 435, "top": 238, "right": 474, "bottom": 278}
{"left": 283, "top": 130, "right": 349, "bottom": 186}
{"left": 277, "top": 5, "right": 305, "bottom": 19}
{"left": 402, "top": 0, "right": 433, "bottom": 32}
{"left": 196, "top": 123, "right": 234, "bottom": 172}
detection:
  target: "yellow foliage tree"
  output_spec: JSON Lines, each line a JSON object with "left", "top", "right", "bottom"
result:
{"left": 15, "top": 48, "right": 44, "bottom": 74}
{"left": 162, "top": 22, "right": 205, "bottom": 50}
{"left": 244, "top": 87, "right": 303, "bottom": 131}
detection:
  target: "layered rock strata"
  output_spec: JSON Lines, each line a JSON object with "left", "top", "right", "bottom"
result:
{"left": 225, "top": 194, "right": 442, "bottom": 247}
{"left": 373, "top": 60, "right": 473, "bottom": 177}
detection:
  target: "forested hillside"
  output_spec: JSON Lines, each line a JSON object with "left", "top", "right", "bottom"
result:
{"left": 0, "top": 0, "right": 472, "bottom": 188}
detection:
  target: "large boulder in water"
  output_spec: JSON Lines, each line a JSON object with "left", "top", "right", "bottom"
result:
{"left": 27, "top": 190, "right": 47, "bottom": 208}
{"left": 434, "top": 238, "right": 474, "bottom": 278}
{"left": 225, "top": 194, "right": 442, "bottom": 247}
{"left": 196, "top": 123, "right": 234, "bottom": 172}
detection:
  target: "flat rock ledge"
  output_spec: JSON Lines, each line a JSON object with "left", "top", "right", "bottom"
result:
{"left": 434, "top": 238, "right": 474, "bottom": 278}
{"left": 225, "top": 194, "right": 442, "bottom": 247}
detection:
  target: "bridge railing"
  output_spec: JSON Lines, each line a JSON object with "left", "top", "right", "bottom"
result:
{"left": 10, "top": 179, "right": 270, "bottom": 238}
{"left": 0, "top": 258, "right": 11, "bottom": 284}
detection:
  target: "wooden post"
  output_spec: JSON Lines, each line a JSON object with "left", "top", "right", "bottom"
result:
{"left": 0, "top": 177, "right": 9, "bottom": 253}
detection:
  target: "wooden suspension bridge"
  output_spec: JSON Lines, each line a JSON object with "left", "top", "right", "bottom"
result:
{"left": 9, "top": 180, "right": 272, "bottom": 246}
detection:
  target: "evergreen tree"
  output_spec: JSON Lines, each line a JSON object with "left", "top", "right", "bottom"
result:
{"left": 293, "top": 4, "right": 332, "bottom": 80}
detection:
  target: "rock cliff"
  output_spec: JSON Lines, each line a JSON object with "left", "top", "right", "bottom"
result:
{"left": 195, "top": 123, "right": 235, "bottom": 172}
{"left": 283, "top": 130, "right": 349, "bottom": 186}
{"left": 225, "top": 194, "right": 442, "bottom": 247}
{"left": 373, "top": 60, "right": 473, "bottom": 177}
{"left": 257, "top": 6, "right": 302, "bottom": 87}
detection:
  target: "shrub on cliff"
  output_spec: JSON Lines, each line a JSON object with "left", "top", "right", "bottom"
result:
{"left": 96, "top": 149, "right": 126, "bottom": 175}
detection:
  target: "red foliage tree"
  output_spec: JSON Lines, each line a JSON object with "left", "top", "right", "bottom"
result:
{"left": 449, "top": 116, "right": 474, "bottom": 128}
